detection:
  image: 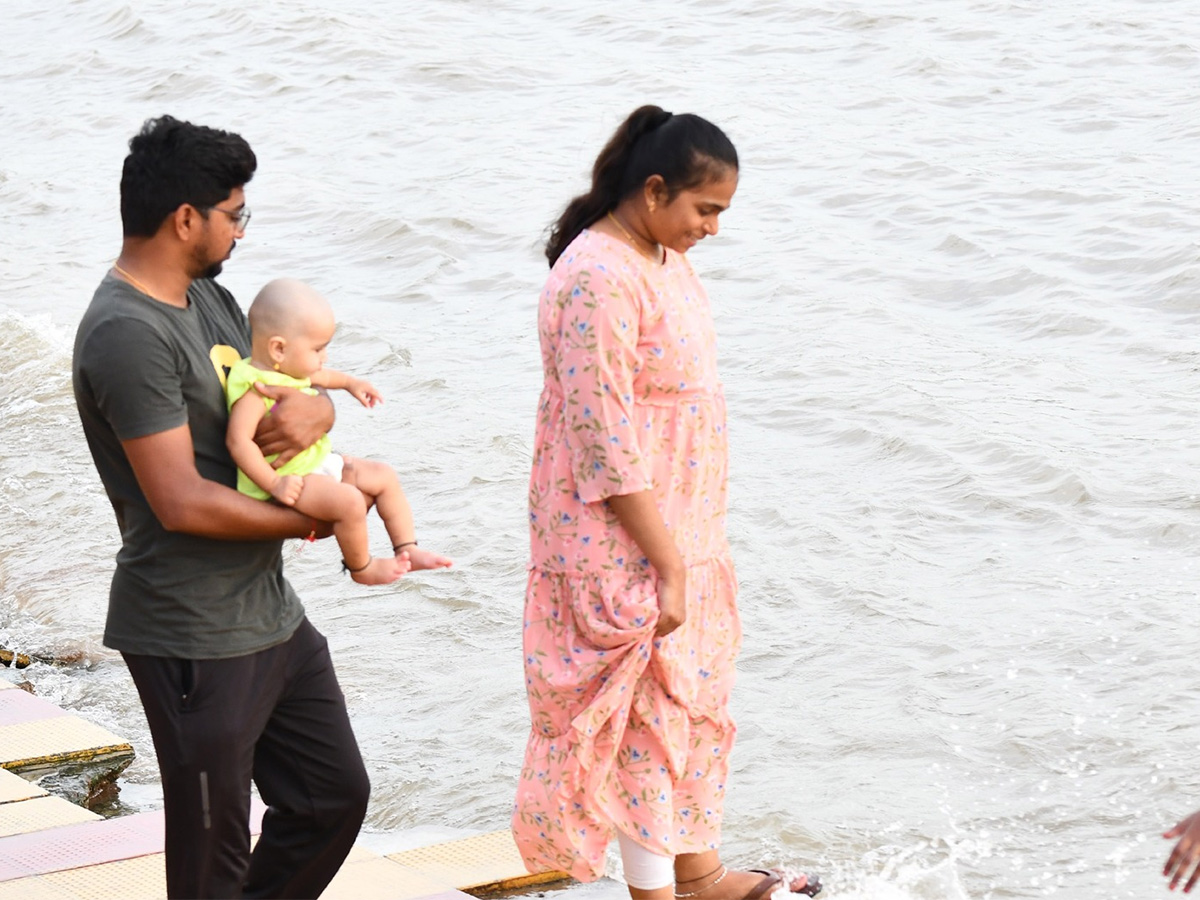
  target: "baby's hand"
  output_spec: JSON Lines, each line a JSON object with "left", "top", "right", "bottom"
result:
{"left": 346, "top": 377, "right": 382, "bottom": 408}
{"left": 398, "top": 545, "right": 453, "bottom": 572}
{"left": 270, "top": 474, "right": 305, "bottom": 506}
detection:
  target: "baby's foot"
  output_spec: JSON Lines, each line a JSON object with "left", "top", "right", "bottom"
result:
{"left": 347, "top": 556, "right": 409, "bottom": 585}
{"left": 399, "top": 546, "right": 453, "bottom": 571}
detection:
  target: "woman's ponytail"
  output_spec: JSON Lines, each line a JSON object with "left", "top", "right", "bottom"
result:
{"left": 545, "top": 105, "right": 673, "bottom": 267}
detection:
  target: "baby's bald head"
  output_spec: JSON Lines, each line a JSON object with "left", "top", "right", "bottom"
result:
{"left": 249, "top": 278, "right": 334, "bottom": 341}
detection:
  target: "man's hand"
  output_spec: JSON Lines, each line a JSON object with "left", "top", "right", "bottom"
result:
{"left": 253, "top": 383, "right": 335, "bottom": 466}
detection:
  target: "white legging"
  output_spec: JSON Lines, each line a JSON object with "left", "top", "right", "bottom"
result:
{"left": 617, "top": 830, "right": 675, "bottom": 890}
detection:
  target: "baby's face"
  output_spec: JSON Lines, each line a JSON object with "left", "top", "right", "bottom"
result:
{"left": 279, "top": 311, "right": 336, "bottom": 379}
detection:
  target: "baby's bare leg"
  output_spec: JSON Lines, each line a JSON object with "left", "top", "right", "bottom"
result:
{"left": 340, "top": 458, "right": 413, "bottom": 547}
{"left": 341, "top": 457, "right": 451, "bottom": 570}
{"left": 291, "top": 474, "right": 406, "bottom": 585}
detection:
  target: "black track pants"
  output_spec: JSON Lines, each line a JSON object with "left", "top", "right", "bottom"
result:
{"left": 123, "top": 617, "right": 370, "bottom": 899}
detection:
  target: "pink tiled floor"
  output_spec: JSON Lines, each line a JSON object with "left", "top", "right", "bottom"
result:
{"left": 0, "top": 800, "right": 265, "bottom": 882}
{"left": 0, "top": 690, "right": 68, "bottom": 727}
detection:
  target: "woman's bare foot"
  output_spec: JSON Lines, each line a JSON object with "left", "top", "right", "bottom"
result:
{"left": 347, "top": 556, "right": 409, "bottom": 585}
{"left": 397, "top": 545, "right": 453, "bottom": 571}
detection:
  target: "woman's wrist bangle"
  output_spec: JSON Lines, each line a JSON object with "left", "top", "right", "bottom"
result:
{"left": 305, "top": 518, "right": 319, "bottom": 542}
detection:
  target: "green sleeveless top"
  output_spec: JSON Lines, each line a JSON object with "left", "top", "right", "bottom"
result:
{"left": 225, "top": 357, "right": 333, "bottom": 500}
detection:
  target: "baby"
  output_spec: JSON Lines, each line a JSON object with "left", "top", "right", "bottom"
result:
{"left": 225, "top": 278, "right": 451, "bottom": 585}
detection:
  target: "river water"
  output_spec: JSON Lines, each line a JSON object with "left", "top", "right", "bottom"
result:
{"left": 3, "top": 1, "right": 1200, "bottom": 897}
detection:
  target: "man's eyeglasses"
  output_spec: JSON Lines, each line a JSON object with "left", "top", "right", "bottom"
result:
{"left": 200, "top": 204, "right": 252, "bottom": 230}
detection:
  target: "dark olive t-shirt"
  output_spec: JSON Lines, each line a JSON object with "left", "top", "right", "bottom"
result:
{"left": 72, "top": 274, "right": 304, "bottom": 658}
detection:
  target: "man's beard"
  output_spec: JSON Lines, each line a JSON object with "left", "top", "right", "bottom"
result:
{"left": 192, "top": 239, "right": 235, "bottom": 281}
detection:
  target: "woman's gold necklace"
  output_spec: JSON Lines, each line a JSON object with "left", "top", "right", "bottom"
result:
{"left": 607, "top": 211, "right": 660, "bottom": 261}
{"left": 112, "top": 263, "right": 157, "bottom": 297}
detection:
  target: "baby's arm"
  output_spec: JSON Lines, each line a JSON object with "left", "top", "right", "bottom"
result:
{"left": 227, "top": 393, "right": 304, "bottom": 505}
{"left": 310, "top": 368, "right": 383, "bottom": 408}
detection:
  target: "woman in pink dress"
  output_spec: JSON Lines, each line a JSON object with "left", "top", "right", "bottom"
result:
{"left": 512, "top": 106, "right": 821, "bottom": 900}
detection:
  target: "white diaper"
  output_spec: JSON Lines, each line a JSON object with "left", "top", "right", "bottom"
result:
{"left": 311, "top": 452, "right": 345, "bottom": 482}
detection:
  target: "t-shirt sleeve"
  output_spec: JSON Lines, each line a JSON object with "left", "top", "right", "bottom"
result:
{"left": 79, "top": 316, "right": 188, "bottom": 441}
{"left": 553, "top": 265, "right": 652, "bottom": 504}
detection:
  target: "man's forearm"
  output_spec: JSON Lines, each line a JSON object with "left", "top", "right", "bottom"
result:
{"left": 124, "top": 424, "right": 317, "bottom": 541}
{"left": 157, "top": 475, "right": 315, "bottom": 540}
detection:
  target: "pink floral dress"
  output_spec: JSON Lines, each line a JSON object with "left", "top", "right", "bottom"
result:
{"left": 512, "top": 229, "right": 743, "bottom": 880}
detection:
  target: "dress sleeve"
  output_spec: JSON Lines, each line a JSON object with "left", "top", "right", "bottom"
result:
{"left": 79, "top": 316, "right": 187, "bottom": 441}
{"left": 553, "top": 265, "right": 652, "bottom": 504}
